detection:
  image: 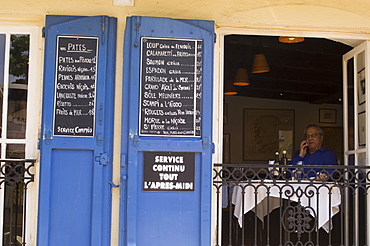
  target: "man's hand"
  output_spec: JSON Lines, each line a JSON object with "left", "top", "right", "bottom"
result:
{"left": 315, "top": 172, "right": 328, "bottom": 181}
{"left": 299, "top": 140, "right": 308, "bottom": 158}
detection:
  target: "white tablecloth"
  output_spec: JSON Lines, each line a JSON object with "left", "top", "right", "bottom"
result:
{"left": 231, "top": 180, "right": 341, "bottom": 233}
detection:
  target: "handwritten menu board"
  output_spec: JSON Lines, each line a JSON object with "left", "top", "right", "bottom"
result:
{"left": 53, "top": 36, "right": 98, "bottom": 137}
{"left": 139, "top": 37, "right": 202, "bottom": 137}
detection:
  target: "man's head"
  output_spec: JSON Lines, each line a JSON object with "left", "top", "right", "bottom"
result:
{"left": 304, "top": 124, "right": 323, "bottom": 154}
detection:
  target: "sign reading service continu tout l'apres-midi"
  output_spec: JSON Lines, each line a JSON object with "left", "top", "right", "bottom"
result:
{"left": 143, "top": 152, "right": 195, "bottom": 192}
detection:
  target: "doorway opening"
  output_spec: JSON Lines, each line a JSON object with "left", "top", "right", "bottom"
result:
{"left": 217, "top": 33, "right": 367, "bottom": 246}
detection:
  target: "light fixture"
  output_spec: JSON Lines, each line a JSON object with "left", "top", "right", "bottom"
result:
{"left": 233, "top": 68, "right": 249, "bottom": 86}
{"left": 252, "top": 54, "right": 270, "bottom": 73}
{"left": 224, "top": 80, "right": 238, "bottom": 95}
{"left": 279, "top": 36, "right": 304, "bottom": 43}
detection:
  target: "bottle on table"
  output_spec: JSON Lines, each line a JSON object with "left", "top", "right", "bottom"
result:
{"left": 281, "top": 150, "right": 287, "bottom": 165}
{"left": 281, "top": 150, "right": 287, "bottom": 178}
{"left": 295, "top": 161, "right": 303, "bottom": 180}
{"left": 273, "top": 151, "right": 280, "bottom": 178}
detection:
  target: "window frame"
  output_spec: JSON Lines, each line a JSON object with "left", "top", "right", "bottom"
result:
{"left": 0, "top": 25, "right": 41, "bottom": 245}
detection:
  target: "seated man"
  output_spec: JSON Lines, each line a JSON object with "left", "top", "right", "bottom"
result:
{"left": 290, "top": 124, "right": 338, "bottom": 180}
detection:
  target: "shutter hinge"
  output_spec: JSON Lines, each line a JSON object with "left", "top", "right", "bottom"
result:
{"left": 44, "top": 129, "right": 52, "bottom": 145}
{"left": 121, "top": 154, "right": 126, "bottom": 167}
{"left": 134, "top": 19, "right": 141, "bottom": 47}
{"left": 214, "top": 33, "right": 217, "bottom": 43}
{"left": 130, "top": 134, "right": 139, "bottom": 147}
{"left": 120, "top": 175, "right": 127, "bottom": 189}
{"left": 202, "top": 137, "right": 210, "bottom": 150}
{"left": 99, "top": 103, "right": 103, "bottom": 125}
{"left": 95, "top": 153, "right": 109, "bottom": 166}
{"left": 42, "top": 27, "right": 46, "bottom": 38}
{"left": 101, "top": 16, "right": 106, "bottom": 44}
{"left": 212, "top": 143, "right": 215, "bottom": 153}
{"left": 97, "top": 133, "right": 103, "bottom": 146}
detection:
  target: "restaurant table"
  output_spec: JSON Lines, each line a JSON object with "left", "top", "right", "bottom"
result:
{"left": 231, "top": 180, "right": 341, "bottom": 233}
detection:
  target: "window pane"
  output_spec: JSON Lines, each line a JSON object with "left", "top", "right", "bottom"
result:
{"left": 7, "top": 35, "right": 29, "bottom": 139}
{"left": 6, "top": 144, "right": 25, "bottom": 159}
{"left": 0, "top": 34, "right": 5, "bottom": 138}
{"left": 0, "top": 34, "right": 5, "bottom": 85}
{"left": 346, "top": 57, "right": 354, "bottom": 151}
{"left": 357, "top": 51, "right": 366, "bottom": 149}
{"left": 7, "top": 89, "right": 27, "bottom": 139}
{"left": 3, "top": 144, "right": 25, "bottom": 245}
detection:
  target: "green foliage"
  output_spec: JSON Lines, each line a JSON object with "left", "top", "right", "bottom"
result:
{"left": 9, "top": 35, "right": 29, "bottom": 84}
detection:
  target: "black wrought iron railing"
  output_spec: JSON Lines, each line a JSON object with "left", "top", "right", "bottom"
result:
{"left": 213, "top": 164, "right": 370, "bottom": 246}
{"left": 0, "top": 159, "right": 35, "bottom": 246}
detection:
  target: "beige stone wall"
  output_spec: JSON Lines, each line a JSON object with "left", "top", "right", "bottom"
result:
{"left": 3, "top": 0, "right": 370, "bottom": 32}
{"left": 2, "top": 1, "right": 370, "bottom": 245}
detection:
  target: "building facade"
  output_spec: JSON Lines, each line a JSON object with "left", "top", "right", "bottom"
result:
{"left": 1, "top": 0, "right": 370, "bottom": 245}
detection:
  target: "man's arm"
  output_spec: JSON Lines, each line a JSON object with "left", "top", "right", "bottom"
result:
{"left": 290, "top": 154, "right": 303, "bottom": 165}
{"left": 322, "top": 149, "right": 338, "bottom": 166}
{"left": 317, "top": 149, "right": 337, "bottom": 180}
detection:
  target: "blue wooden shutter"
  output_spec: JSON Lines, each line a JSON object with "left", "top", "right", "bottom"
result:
{"left": 120, "top": 16, "right": 214, "bottom": 246}
{"left": 38, "top": 15, "right": 116, "bottom": 246}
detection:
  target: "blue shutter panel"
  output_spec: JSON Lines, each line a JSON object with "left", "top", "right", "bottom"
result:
{"left": 38, "top": 15, "right": 116, "bottom": 246}
{"left": 121, "top": 16, "right": 214, "bottom": 246}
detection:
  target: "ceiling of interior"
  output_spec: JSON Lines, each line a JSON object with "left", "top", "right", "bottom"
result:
{"left": 224, "top": 35, "right": 356, "bottom": 104}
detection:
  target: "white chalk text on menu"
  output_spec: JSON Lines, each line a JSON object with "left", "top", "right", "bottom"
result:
{"left": 143, "top": 151, "right": 195, "bottom": 192}
{"left": 53, "top": 36, "right": 98, "bottom": 137}
{"left": 139, "top": 37, "right": 202, "bottom": 137}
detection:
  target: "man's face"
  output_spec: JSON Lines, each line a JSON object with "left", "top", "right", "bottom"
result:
{"left": 305, "top": 127, "right": 323, "bottom": 153}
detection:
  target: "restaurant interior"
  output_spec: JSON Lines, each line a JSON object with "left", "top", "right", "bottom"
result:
{"left": 220, "top": 34, "right": 362, "bottom": 246}
{"left": 222, "top": 34, "right": 357, "bottom": 165}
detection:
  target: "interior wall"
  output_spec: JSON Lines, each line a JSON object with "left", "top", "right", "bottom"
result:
{"left": 223, "top": 95, "right": 343, "bottom": 164}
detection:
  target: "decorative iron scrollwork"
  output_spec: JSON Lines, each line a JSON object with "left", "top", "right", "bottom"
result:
{"left": 282, "top": 203, "right": 316, "bottom": 236}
